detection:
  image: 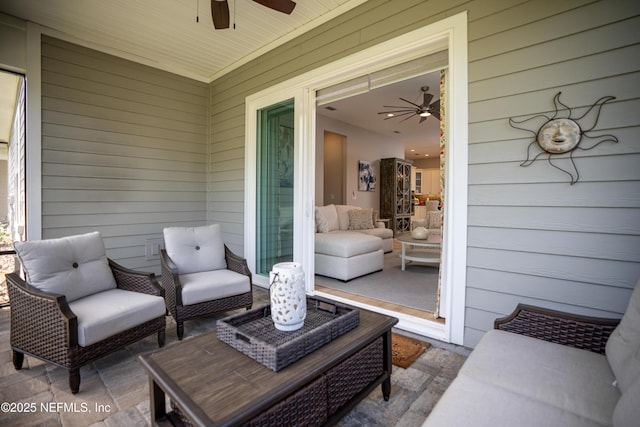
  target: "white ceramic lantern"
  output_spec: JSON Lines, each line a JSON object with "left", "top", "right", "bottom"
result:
{"left": 269, "top": 262, "right": 307, "bottom": 331}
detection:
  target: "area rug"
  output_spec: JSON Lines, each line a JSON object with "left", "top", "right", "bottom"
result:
{"left": 314, "top": 251, "right": 439, "bottom": 312}
{"left": 392, "top": 334, "right": 431, "bottom": 368}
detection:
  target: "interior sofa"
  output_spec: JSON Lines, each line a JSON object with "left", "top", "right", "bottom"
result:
{"left": 424, "top": 279, "right": 639, "bottom": 427}
{"left": 314, "top": 204, "right": 393, "bottom": 281}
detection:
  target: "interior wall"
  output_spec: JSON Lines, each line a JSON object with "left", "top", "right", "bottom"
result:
{"left": 412, "top": 158, "right": 440, "bottom": 169}
{"left": 323, "top": 131, "right": 345, "bottom": 206}
{"left": 316, "top": 114, "right": 404, "bottom": 210}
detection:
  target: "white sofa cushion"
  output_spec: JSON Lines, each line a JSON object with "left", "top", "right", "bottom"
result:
{"left": 357, "top": 227, "right": 393, "bottom": 240}
{"left": 606, "top": 280, "right": 640, "bottom": 393}
{"left": 69, "top": 288, "right": 166, "bottom": 346}
{"left": 14, "top": 231, "right": 117, "bottom": 303}
{"left": 316, "top": 205, "right": 339, "bottom": 232}
{"left": 179, "top": 269, "right": 251, "bottom": 306}
{"left": 315, "top": 231, "right": 382, "bottom": 258}
{"left": 335, "top": 205, "right": 359, "bottom": 230}
{"left": 460, "top": 329, "right": 619, "bottom": 426}
{"left": 163, "top": 224, "right": 227, "bottom": 274}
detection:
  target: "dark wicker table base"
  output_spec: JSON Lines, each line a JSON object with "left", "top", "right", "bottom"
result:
{"left": 139, "top": 305, "right": 398, "bottom": 426}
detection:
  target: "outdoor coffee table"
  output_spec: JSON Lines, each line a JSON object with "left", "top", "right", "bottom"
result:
{"left": 139, "top": 304, "right": 398, "bottom": 426}
{"left": 397, "top": 233, "right": 442, "bottom": 271}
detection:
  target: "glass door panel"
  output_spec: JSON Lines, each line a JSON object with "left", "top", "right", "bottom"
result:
{"left": 255, "top": 98, "right": 295, "bottom": 278}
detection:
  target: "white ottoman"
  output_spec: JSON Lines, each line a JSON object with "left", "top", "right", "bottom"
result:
{"left": 315, "top": 231, "right": 383, "bottom": 281}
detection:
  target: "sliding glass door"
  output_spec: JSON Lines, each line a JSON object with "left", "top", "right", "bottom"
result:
{"left": 255, "top": 99, "right": 295, "bottom": 277}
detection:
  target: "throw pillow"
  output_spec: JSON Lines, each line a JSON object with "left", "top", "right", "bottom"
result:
{"left": 13, "top": 231, "right": 117, "bottom": 302}
{"left": 315, "top": 204, "right": 339, "bottom": 232}
{"left": 348, "top": 208, "right": 374, "bottom": 230}
{"left": 163, "top": 224, "right": 227, "bottom": 274}
{"left": 315, "top": 208, "right": 329, "bottom": 233}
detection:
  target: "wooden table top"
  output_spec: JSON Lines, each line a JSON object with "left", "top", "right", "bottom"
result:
{"left": 139, "top": 306, "right": 398, "bottom": 426}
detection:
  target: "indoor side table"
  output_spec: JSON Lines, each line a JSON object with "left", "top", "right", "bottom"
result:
{"left": 397, "top": 233, "right": 442, "bottom": 271}
{"left": 138, "top": 303, "right": 398, "bottom": 426}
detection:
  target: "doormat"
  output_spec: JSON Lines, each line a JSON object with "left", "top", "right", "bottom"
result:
{"left": 392, "top": 334, "right": 430, "bottom": 368}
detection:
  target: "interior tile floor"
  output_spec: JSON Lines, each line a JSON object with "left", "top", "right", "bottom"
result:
{"left": 0, "top": 286, "right": 468, "bottom": 427}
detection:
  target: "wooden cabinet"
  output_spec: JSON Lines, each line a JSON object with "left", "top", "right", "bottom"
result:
{"left": 414, "top": 169, "right": 423, "bottom": 193}
{"left": 413, "top": 168, "right": 440, "bottom": 194}
{"left": 380, "top": 158, "right": 413, "bottom": 234}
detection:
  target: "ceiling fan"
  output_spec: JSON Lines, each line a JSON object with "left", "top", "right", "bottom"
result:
{"left": 211, "top": 0, "right": 296, "bottom": 30}
{"left": 378, "top": 86, "right": 441, "bottom": 124}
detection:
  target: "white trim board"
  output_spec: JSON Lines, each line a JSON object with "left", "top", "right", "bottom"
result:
{"left": 246, "top": 12, "right": 468, "bottom": 344}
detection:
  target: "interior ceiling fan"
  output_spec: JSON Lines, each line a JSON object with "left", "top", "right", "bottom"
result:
{"left": 211, "top": 0, "right": 296, "bottom": 29}
{"left": 378, "top": 86, "right": 441, "bottom": 124}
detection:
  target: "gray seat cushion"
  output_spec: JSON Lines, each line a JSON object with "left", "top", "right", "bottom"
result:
{"left": 179, "top": 269, "right": 251, "bottom": 306}
{"left": 14, "top": 231, "right": 116, "bottom": 302}
{"left": 426, "top": 374, "right": 609, "bottom": 427}
{"left": 458, "top": 329, "right": 619, "bottom": 426}
{"left": 69, "top": 288, "right": 166, "bottom": 346}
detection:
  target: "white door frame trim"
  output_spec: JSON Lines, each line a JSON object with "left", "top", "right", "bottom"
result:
{"left": 246, "top": 12, "right": 468, "bottom": 344}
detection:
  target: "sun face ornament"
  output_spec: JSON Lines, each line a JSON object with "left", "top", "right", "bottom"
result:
{"left": 509, "top": 92, "right": 618, "bottom": 185}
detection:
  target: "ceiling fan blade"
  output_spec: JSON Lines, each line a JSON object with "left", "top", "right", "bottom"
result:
{"left": 399, "top": 113, "right": 417, "bottom": 123}
{"left": 419, "top": 116, "right": 427, "bottom": 124}
{"left": 378, "top": 109, "right": 415, "bottom": 114}
{"left": 253, "top": 0, "right": 296, "bottom": 14}
{"left": 383, "top": 112, "right": 414, "bottom": 120}
{"left": 429, "top": 100, "right": 441, "bottom": 119}
{"left": 399, "top": 97, "right": 422, "bottom": 108}
{"left": 422, "top": 93, "right": 433, "bottom": 108}
{"left": 211, "top": 0, "right": 230, "bottom": 29}
{"left": 382, "top": 105, "right": 416, "bottom": 110}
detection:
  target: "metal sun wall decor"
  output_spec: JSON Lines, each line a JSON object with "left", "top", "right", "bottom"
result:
{"left": 509, "top": 92, "right": 618, "bottom": 185}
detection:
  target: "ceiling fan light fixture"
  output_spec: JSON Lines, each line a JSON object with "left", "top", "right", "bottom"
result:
{"left": 378, "top": 85, "right": 439, "bottom": 124}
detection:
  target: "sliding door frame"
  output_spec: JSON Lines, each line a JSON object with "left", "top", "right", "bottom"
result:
{"left": 246, "top": 12, "right": 468, "bottom": 344}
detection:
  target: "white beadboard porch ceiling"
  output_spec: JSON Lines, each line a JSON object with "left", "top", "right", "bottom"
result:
{"left": 0, "top": 0, "right": 367, "bottom": 82}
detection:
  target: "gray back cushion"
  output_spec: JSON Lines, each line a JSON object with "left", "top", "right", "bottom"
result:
{"left": 14, "top": 231, "right": 116, "bottom": 302}
{"left": 163, "top": 224, "right": 227, "bottom": 274}
{"left": 606, "top": 279, "right": 640, "bottom": 393}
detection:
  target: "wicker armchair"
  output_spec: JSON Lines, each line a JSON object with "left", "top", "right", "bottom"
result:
{"left": 161, "top": 225, "right": 253, "bottom": 340}
{"left": 7, "top": 259, "right": 166, "bottom": 394}
{"left": 494, "top": 303, "right": 620, "bottom": 354}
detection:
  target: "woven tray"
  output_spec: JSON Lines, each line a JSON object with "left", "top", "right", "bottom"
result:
{"left": 217, "top": 297, "right": 359, "bottom": 371}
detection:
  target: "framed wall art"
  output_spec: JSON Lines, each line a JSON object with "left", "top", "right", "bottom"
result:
{"left": 358, "top": 160, "right": 376, "bottom": 191}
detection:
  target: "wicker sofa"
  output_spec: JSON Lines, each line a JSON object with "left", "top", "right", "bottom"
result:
{"left": 424, "top": 280, "right": 639, "bottom": 427}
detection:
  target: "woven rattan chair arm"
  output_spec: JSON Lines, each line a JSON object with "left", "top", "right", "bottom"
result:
{"left": 109, "top": 258, "right": 163, "bottom": 297}
{"left": 6, "top": 272, "right": 78, "bottom": 348}
{"left": 225, "top": 245, "right": 253, "bottom": 282}
{"left": 160, "top": 249, "right": 183, "bottom": 307}
{"left": 494, "top": 303, "right": 620, "bottom": 354}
